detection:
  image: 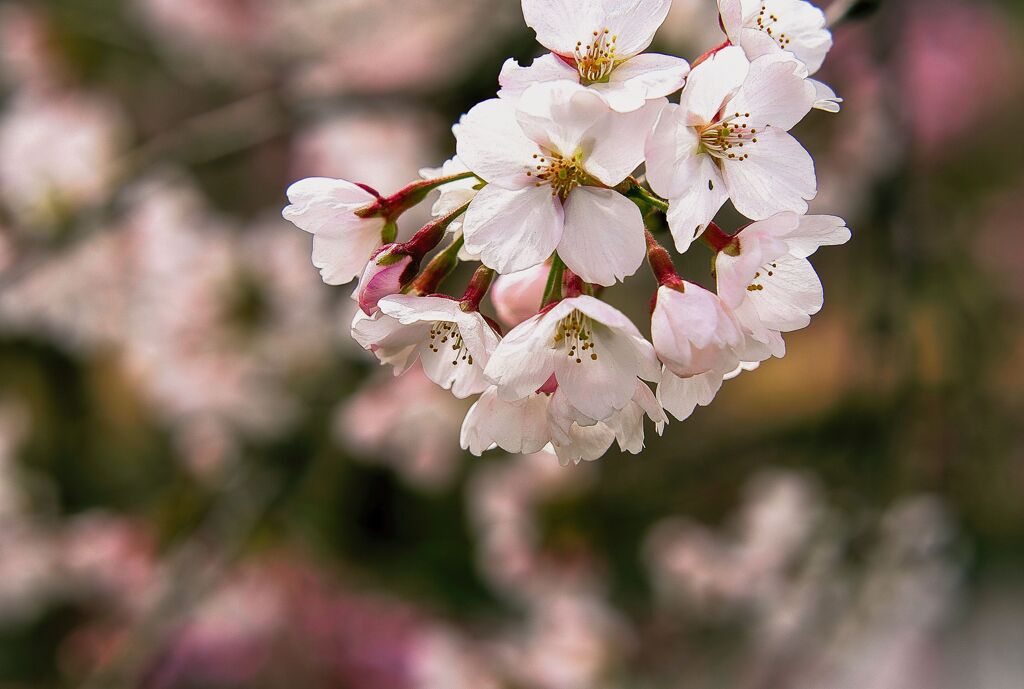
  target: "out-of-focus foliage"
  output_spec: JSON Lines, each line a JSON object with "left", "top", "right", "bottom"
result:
{"left": 0, "top": 0, "right": 1022, "bottom": 687}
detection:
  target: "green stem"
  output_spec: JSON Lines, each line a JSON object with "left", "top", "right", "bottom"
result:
{"left": 540, "top": 254, "right": 566, "bottom": 308}
{"left": 623, "top": 179, "right": 670, "bottom": 213}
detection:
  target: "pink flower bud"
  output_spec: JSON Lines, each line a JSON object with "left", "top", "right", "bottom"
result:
{"left": 490, "top": 263, "right": 549, "bottom": 328}
{"left": 355, "top": 246, "right": 413, "bottom": 315}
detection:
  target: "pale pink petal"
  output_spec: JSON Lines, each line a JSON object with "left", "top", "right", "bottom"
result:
{"left": 522, "top": 0, "right": 602, "bottom": 56}
{"left": 726, "top": 53, "right": 816, "bottom": 131}
{"left": 558, "top": 187, "right": 645, "bottom": 286}
{"left": 591, "top": 53, "right": 689, "bottom": 112}
{"left": 657, "top": 368, "right": 726, "bottom": 422}
{"left": 461, "top": 387, "right": 551, "bottom": 455}
{"left": 742, "top": 253, "right": 823, "bottom": 331}
{"left": 484, "top": 314, "right": 561, "bottom": 402}
{"left": 679, "top": 46, "right": 749, "bottom": 125}
{"left": 498, "top": 54, "right": 580, "bottom": 100}
{"left": 722, "top": 128, "right": 815, "bottom": 220}
{"left": 583, "top": 97, "right": 665, "bottom": 184}
{"left": 515, "top": 81, "right": 608, "bottom": 159}
{"left": 455, "top": 98, "right": 539, "bottom": 189}
{"left": 463, "top": 184, "right": 563, "bottom": 274}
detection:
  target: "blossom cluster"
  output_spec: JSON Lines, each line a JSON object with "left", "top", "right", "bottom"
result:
{"left": 282, "top": 0, "right": 850, "bottom": 464}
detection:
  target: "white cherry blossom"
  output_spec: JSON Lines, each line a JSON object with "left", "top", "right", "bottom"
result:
{"left": 483, "top": 295, "right": 660, "bottom": 422}
{"left": 502, "top": 0, "right": 689, "bottom": 113}
{"left": 351, "top": 295, "right": 501, "bottom": 398}
{"left": 645, "top": 47, "right": 817, "bottom": 253}
{"left": 716, "top": 212, "right": 850, "bottom": 357}
{"left": 456, "top": 82, "right": 662, "bottom": 285}
{"left": 282, "top": 177, "right": 384, "bottom": 285}
{"left": 461, "top": 380, "right": 666, "bottom": 465}
{"left": 718, "top": 0, "right": 832, "bottom": 74}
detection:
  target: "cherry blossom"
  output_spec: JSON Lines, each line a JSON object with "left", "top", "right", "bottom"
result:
{"left": 282, "top": 177, "right": 385, "bottom": 285}
{"left": 352, "top": 295, "right": 501, "bottom": 398}
{"left": 715, "top": 212, "right": 850, "bottom": 357}
{"left": 501, "top": 0, "right": 689, "bottom": 113}
{"left": 645, "top": 47, "right": 817, "bottom": 253}
{"left": 461, "top": 380, "right": 666, "bottom": 465}
{"left": 484, "top": 295, "right": 660, "bottom": 422}
{"left": 718, "top": 0, "right": 832, "bottom": 75}
{"left": 457, "top": 82, "right": 661, "bottom": 285}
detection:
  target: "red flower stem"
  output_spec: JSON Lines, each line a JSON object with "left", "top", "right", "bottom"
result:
{"left": 461, "top": 266, "right": 496, "bottom": 310}
{"left": 409, "top": 234, "right": 464, "bottom": 296}
{"left": 401, "top": 200, "right": 472, "bottom": 260}
{"left": 645, "top": 229, "right": 684, "bottom": 289}
{"left": 691, "top": 39, "right": 731, "bottom": 69}
{"left": 698, "top": 221, "right": 738, "bottom": 254}
{"left": 355, "top": 172, "right": 479, "bottom": 220}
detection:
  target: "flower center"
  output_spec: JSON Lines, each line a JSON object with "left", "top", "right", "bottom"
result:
{"left": 428, "top": 321, "right": 473, "bottom": 366}
{"left": 553, "top": 309, "right": 598, "bottom": 364}
{"left": 574, "top": 28, "right": 618, "bottom": 84}
{"left": 752, "top": 4, "right": 793, "bottom": 49}
{"left": 527, "top": 152, "right": 589, "bottom": 199}
{"left": 698, "top": 111, "right": 760, "bottom": 162}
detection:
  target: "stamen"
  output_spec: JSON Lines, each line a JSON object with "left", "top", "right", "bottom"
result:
{"left": 427, "top": 321, "right": 473, "bottom": 366}
{"left": 532, "top": 152, "right": 588, "bottom": 199}
{"left": 698, "top": 112, "right": 761, "bottom": 162}
{"left": 574, "top": 28, "right": 618, "bottom": 84}
{"left": 552, "top": 309, "right": 598, "bottom": 364}
{"left": 754, "top": 4, "right": 792, "bottom": 48}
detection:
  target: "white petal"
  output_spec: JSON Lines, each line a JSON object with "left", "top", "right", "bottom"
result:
{"left": 556, "top": 322, "right": 642, "bottom": 420}
{"left": 350, "top": 311, "right": 425, "bottom": 374}
{"left": 552, "top": 422, "right": 617, "bottom": 465}
{"left": 726, "top": 53, "right": 816, "bottom": 131}
{"left": 715, "top": 228, "right": 788, "bottom": 309}
{"left": 484, "top": 314, "right": 560, "bottom": 402}
{"left": 583, "top": 98, "right": 665, "bottom": 185}
{"left": 418, "top": 337, "right": 491, "bottom": 398}
{"left": 722, "top": 128, "right": 815, "bottom": 220}
{"left": 558, "top": 187, "right": 645, "bottom": 286}
{"left": 743, "top": 253, "right": 823, "bottom": 331}
{"left": 455, "top": 98, "right": 538, "bottom": 189}
{"left": 718, "top": 0, "right": 745, "bottom": 43}
{"left": 378, "top": 295, "right": 464, "bottom": 325}
{"left": 515, "top": 81, "right": 608, "bottom": 158}
{"left": 282, "top": 177, "right": 384, "bottom": 285}
{"left": 463, "top": 184, "right": 563, "bottom": 274}
{"left": 781, "top": 214, "right": 850, "bottom": 257}
{"left": 590, "top": 54, "right": 689, "bottom": 113}
{"left": 598, "top": 0, "right": 674, "bottom": 57}
{"left": 310, "top": 220, "right": 383, "bottom": 286}
{"left": 679, "top": 46, "right": 749, "bottom": 125}
{"left": 809, "top": 78, "right": 842, "bottom": 112}
{"left": 660, "top": 159, "right": 728, "bottom": 254}
{"left": 651, "top": 285, "right": 742, "bottom": 378}
{"left": 498, "top": 54, "right": 580, "bottom": 101}
{"left": 522, "top": 0, "right": 602, "bottom": 56}
{"left": 460, "top": 388, "right": 551, "bottom": 455}
{"left": 657, "top": 368, "right": 725, "bottom": 422}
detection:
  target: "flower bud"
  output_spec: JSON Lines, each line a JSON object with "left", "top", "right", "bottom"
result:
{"left": 354, "top": 245, "right": 414, "bottom": 315}
{"left": 651, "top": 283, "right": 743, "bottom": 379}
{"left": 491, "top": 263, "right": 549, "bottom": 328}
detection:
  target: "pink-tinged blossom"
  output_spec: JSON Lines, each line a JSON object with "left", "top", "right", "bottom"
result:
{"left": 718, "top": 0, "right": 832, "bottom": 75}
{"left": 645, "top": 47, "right": 817, "bottom": 253}
{"left": 352, "top": 295, "right": 500, "bottom": 399}
{"left": 282, "top": 177, "right": 385, "bottom": 286}
{"left": 715, "top": 212, "right": 850, "bottom": 357}
{"left": 484, "top": 295, "right": 661, "bottom": 422}
{"left": 502, "top": 0, "right": 689, "bottom": 113}
{"left": 651, "top": 282, "right": 745, "bottom": 379}
{"left": 491, "top": 263, "right": 550, "bottom": 329}
{"left": 461, "top": 380, "right": 666, "bottom": 465}
{"left": 456, "top": 83, "right": 661, "bottom": 285}
{"left": 354, "top": 246, "right": 415, "bottom": 315}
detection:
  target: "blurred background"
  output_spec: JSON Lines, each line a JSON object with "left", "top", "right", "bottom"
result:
{"left": 0, "top": 0, "right": 1022, "bottom": 687}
